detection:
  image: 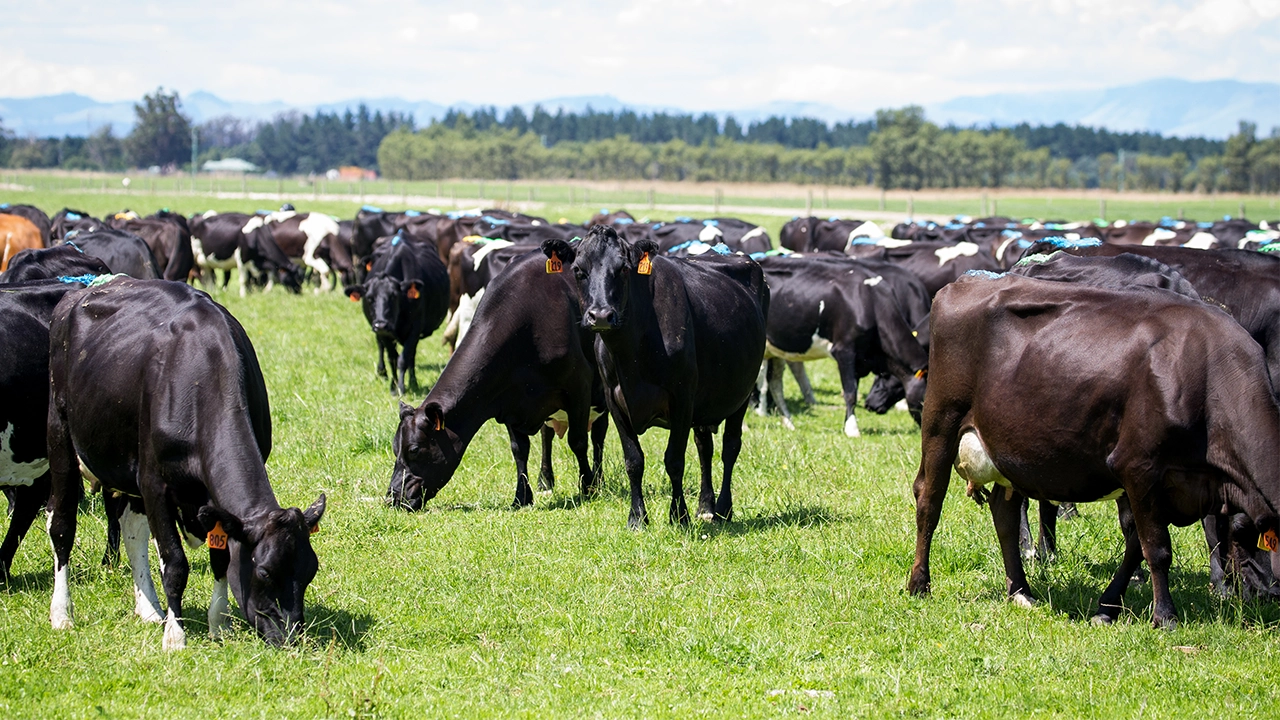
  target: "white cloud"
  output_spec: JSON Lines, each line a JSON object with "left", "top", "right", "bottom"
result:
{"left": 447, "top": 12, "right": 480, "bottom": 31}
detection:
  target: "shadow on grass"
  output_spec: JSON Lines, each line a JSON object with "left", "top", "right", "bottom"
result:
{"left": 305, "top": 603, "right": 378, "bottom": 652}
{"left": 2, "top": 570, "right": 52, "bottom": 593}
{"left": 702, "top": 503, "right": 849, "bottom": 537}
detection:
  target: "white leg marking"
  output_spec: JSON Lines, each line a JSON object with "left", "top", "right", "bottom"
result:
{"left": 1011, "top": 592, "right": 1036, "bottom": 609}
{"left": 755, "top": 362, "right": 769, "bottom": 416}
{"left": 123, "top": 507, "right": 164, "bottom": 623}
{"left": 208, "top": 577, "right": 230, "bottom": 640}
{"left": 236, "top": 248, "right": 248, "bottom": 298}
{"left": 843, "top": 412, "right": 861, "bottom": 438}
{"left": 48, "top": 513, "right": 73, "bottom": 629}
{"left": 162, "top": 608, "right": 186, "bottom": 651}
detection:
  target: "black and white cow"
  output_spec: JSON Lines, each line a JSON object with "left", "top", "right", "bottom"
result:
{"left": 441, "top": 239, "right": 540, "bottom": 352}
{"left": 252, "top": 210, "right": 342, "bottom": 292}
{"left": 345, "top": 234, "right": 450, "bottom": 395}
{"left": 562, "top": 226, "right": 769, "bottom": 528}
{"left": 652, "top": 218, "right": 772, "bottom": 255}
{"left": 188, "top": 212, "right": 302, "bottom": 296}
{"left": 390, "top": 248, "right": 610, "bottom": 510}
{"left": 45, "top": 278, "right": 326, "bottom": 649}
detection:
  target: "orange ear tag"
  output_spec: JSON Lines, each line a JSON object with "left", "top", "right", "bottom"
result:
{"left": 434, "top": 416, "right": 443, "bottom": 431}
{"left": 1259, "top": 529, "right": 1278, "bottom": 553}
{"left": 366, "top": 262, "right": 373, "bottom": 271}
{"left": 207, "top": 522, "right": 228, "bottom": 550}
{"left": 914, "top": 368, "right": 927, "bottom": 380}
{"left": 407, "top": 286, "right": 420, "bottom": 300}
{"left": 310, "top": 523, "right": 320, "bottom": 536}
{"left": 637, "top": 252, "right": 653, "bottom": 275}
{"left": 349, "top": 294, "right": 360, "bottom": 302}
{"left": 546, "top": 252, "right": 563, "bottom": 274}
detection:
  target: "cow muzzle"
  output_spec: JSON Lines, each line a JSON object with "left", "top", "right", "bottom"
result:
{"left": 583, "top": 308, "right": 618, "bottom": 331}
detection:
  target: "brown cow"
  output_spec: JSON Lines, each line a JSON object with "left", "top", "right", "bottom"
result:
{"left": 0, "top": 215, "right": 43, "bottom": 272}
{"left": 907, "top": 272, "right": 1280, "bottom": 628}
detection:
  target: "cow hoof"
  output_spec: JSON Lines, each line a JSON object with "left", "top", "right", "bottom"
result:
{"left": 697, "top": 511, "right": 715, "bottom": 522}
{"left": 1153, "top": 616, "right": 1178, "bottom": 631}
{"left": 843, "top": 415, "right": 861, "bottom": 438}
{"left": 782, "top": 417, "right": 796, "bottom": 431}
{"left": 1090, "top": 613, "right": 1115, "bottom": 626}
{"left": 1010, "top": 592, "right": 1036, "bottom": 609}
{"left": 135, "top": 599, "right": 165, "bottom": 624}
{"left": 162, "top": 613, "right": 186, "bottom": 651}
{"left": 50, "top": 612, "right": 74, "bottom": 630}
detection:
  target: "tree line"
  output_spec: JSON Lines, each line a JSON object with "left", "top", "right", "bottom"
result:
{"left": 379, "top": 107, "right": 1280, "bottom": 193}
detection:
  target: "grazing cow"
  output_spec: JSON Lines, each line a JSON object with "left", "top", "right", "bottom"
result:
{"left": 0, "top": 203, "right": 52, "bottom": 245}
{"left": 0, "top": 279, "right": 91, "bottom": 578}
{"left": 326, "top": 219, "right": 356, "bottom": 286}
{"left": 45, "top": 278, "right": 326, "bottom": 648}
{"left": 563, "top": 226, "right": 768, "bottom": 528}
{"left": 106, "top": 216, "right": 194, "bottom": 282}
{"left": 255, "top": 210, "right": 341, "bottom": 292}
{"left": 755, "top": 255, "right": 929, "bottom": 436}
{"left": 188, "top": 212, "right": 303, "bottom": 296}
{"left": 390, "top": 249, "right": 610, "bottom": 510}
{"left": 653, "top": 218, "right": 772, "bottom": 255}
{"left": 907, "top": 272, "right": 1280, "bottom": 627}
{"left": 853, "top": 240, "right": 1001, "bottom": 298}
{"left": 0, "top": 245, "right": 110, "bottom": 284}
{"left": 60, "top": 228, "right": 161, "bottom": 279}
{"left": 50, "top": 209, "right": 97, "bottom": 241}
{"left": 345, "top": 235, "right": 450, "bottom": 395}
{"left": 441, "top": 239, "right": 537, "bottom": 352}
{"left": 0, "top": 214, "right": 44, "bottom": 272}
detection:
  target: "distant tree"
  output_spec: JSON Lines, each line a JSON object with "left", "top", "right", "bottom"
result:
{"left": 125, "top": 88, "right": 192, "bottom": 168}
{"left": 1222, "top": 121, "right": 1257, "bottom": 192}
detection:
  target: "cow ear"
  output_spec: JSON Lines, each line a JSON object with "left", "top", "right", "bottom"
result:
{"left": 399, "top": 400, "right": 416, "bottom": 421}
{"left": 197, "top": 505, "right": 247, "bottom": 542}
{"left": 541, "top": 237, "right": 575, "bottom": 265}
{"left": 344, "top": 285, "right": 363, "bottom": 301}
{"left": 422, "top": 401, "right": 446, "bottom": 432}
{"left": 302, "top": 494, "right": 326, "bottom": 531}
{"left": 632, "top": 237, "right": 659, "bottom": 263}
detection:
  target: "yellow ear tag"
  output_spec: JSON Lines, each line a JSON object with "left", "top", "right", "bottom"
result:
{"left": 207, "top": 522, "right": 228, "bottom": 550}
{"left": 637, "top": 252, "right": 653, "bottom": 275}
{"left": 1259, "top": 529, "right": 1278, "bottom": 553}
{"left": 914, "top": 368, "right": 927, "bottom": 380}
{"left": 434, "top": 416, "right": 443, "bottom": 431}
{"left": 407, "top": 285, "right": 420, "bottom": 300}
{"left": 366, "top": 262, "right": 373, "bottom": 271}
{"left": 546, "top": 251, "right": 563, "bottom": 274}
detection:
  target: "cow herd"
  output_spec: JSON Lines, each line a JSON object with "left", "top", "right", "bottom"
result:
{"left": 1, "top": 198, "right": 1279, "bottom": 650}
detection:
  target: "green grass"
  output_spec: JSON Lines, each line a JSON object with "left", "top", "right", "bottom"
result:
{"left": 3, "top": 191, "right": 1280, "bottom": 717}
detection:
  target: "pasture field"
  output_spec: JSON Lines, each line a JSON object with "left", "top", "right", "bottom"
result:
{"left": 2, "top": 191, "right": 1280, "bottom": 718}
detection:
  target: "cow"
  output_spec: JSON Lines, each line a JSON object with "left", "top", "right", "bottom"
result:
{"left": 45, "top": 278, "right": 326, "bottom": 649}
{"left": 389, "top": 249, "right": 610, "bottom": 511}
{"left": 652, "top": 218, "right": 772, "bottom": 255}
{"left": 0, "top": 245, "right": 110, "bottom": 284}
{"left": 851, "top": 240, "right": 1002, "bottom": 298}
{"left": 0, "top": 203, "right": 52, "bottom": 245}
{"left": 50, "top": 208, "right": 97, "bottom": 241}
{"left": 255, "top": 210, "right": 341, "bottom": 292}
{"left": 0, "top": 214, "right": 44, "bottom": 272}
{"left": 562, "top": 226, "right": 769, "bottom": 528}
{"left": 907, "top": 272, "right": 1280, "bottom": 628}
{"left": 588, "top": 209, "right": 636, "bottom": 227}
{"left": 106, "top": 215, "right": 194, "bottom": 282}
{"left": 59, "top": 228, "right": 161, "bottom": 279}
{"left": 441, "top": 239, "right": 538, "bottom": 353}
{"left": 755, "top": 254, "right": 929, "bottom": 436}
{"left": 188, "top": 212, "right": 303, "bottom": 296}
{"left": 0, "top": 279, "right": 93, "bottom": 579}
{"left": 345, "top": 234, "right": 450, "bottom": 395}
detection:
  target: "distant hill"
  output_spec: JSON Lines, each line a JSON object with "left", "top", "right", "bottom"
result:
{"left": 927, "top": 78, "right": 1280, "bottom": 139}
{"left": 1, "top": 79, "right": 1276, "bottom": 139}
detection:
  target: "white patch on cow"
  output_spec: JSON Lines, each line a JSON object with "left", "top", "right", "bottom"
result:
{"left": 1060, "top": 222, "right": 1085, "bottom": 230}
{"left": 818, "top": 300, "right": 825, "bottom": 316}
{"left": 297, "top": 213, "right": 340, "bottom": 292}
{"left": 766, "top": 335, "right": 832, "bottom": 363}
{"left": 740, "top": 226, "right": 766, "bottom": 242}
{"left": 0, "top": 423, "right": 48, "bottom": 487}
{"left": 1262, "top": 221, "right": 1271, "bottom": 231}
{"left": 208, "top": 577, "right": 230, "bottom": 640}
{"left": 875, "top": 238, "right": 914, "bottom": 248}
{"left": 48, "top": 514, "right": 73, "bottom": 630}
{"left": 265, "top": 210, "right": 298, "bottom": 224}
{"left": 1174, "top": 221, "right": 1187, "bottom": 230}
{"left": 698, "top": 225, "right": 724, "bottom": 242}
{"left": 1028, "top": 222, "right": 1043, "bottom": 230}
{"left": 994, "top": 236, "right": 1020, "bottom": 263}
{"left": 1142, "top": 228, "right": 1177, "bottom": 246}
{"left": 241, "top": 216, "right": 265, "bottom": 234}
{"left": 935, "top": 242, "right": 979, "bottom": 266}
{"left": 453, "top": 287, "right": 485, "bottom": 346}
{"left": 1184, "top": 232, "right": 1218, "bottom": 249}
{"left": 893, "top": 399, "right": 909, "bottom": 412}
{"left": 1113, "top": 220, "right": 1128, "bottom": 228}
{"left": 1065, "top": 232, "right": 1081, "bottom": 241}
{"left": 954, "top": 430, "right": 1011, "bottom": 490}
{"left": 122, "top": 506, "right": 165, "bottom": 623}
{"left": 848, "top": 221, "right": 884, "bottom": 243}
{"left": 863, "top": 275, "right": 883, "bottom": 287}
{"left": 471, "top": 240, "right": 514, "bottom": 270}
{"left": 201, "top": 210, "right": 218, "bottom": 219}
{"left": 162, "top": 608, "right": 186, "bottom": 651}
{"left": 843, "top": 412, "right": 860, "bottom": 438}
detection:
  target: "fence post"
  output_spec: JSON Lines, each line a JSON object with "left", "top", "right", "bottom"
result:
{"left": 1239, "top": 201, "right": 1246, "bottom": 219}
{"left": 714, "top": 188, "right": 720, "bottom": 215}
{"left": 908, "top": 196, "right": 914, "bottom": 218}
{"left": 878, "top": 189, "right": 885, "bottom": 211}
{"left": 982, "top": 191, "right": 988, "bottom": 216}
{"left": 822, "top": 187, "right": 828, "bottom": 210}
{"left": 648, "top": 188, "right": 655, "bottom": 209}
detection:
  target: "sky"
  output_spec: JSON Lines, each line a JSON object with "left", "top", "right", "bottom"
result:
{"left": 1, "top": 0, "right": 1278, "bottom": 112}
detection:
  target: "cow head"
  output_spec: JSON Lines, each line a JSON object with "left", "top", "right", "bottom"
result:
{"left": 355, "top": 275, "right": 422, "bottom": 337}
{"left": 388, "top": 400, "right": 461, "bottom": 510}
{"left": 864, "top": 373, "right": 903, "bottom": 415}
{"left": 197, "top": 495, "right": 326, "bottom": 646}
{"left": 275, "top": 264, "right": 304, "bottom": 293}
{"left": 556, "top": 226, "right": 656, "bottom": 332}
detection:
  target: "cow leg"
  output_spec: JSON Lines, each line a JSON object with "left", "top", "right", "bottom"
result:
{"left": 400, "top": 338, "right": 420, "bottom": 394}
{"left": 715, "top": 400, "right": 749, "bottom": 523}
{"left": 615, "top": 417, "right": 648, "bottom": 529}
{"left": 587, "top": 412, "right": 609, "bottom": 495}
{"left": 832, "top": 347, "right": 862, "bottom": 437}
{"left": 788, "top": 361, "right": 817, "bottom": 406}
{"left": 1128, "top": 503, "right": 1179, "bottom": 629}
{"left": 754, "top": 361, "right": 769, "bottom": 417}
{"left": 144, "top": 494, "right": 190, "bottom": 650}
{"left": 208, "top": 546, "right": 231, "bottom": 641}
{"left": 538, "top": 424, "right": 556, "bottom": 492}
{"left": 1017, "top": 496, "right": 1034, "bottom": 559}
{"left": 1036, "top": 501, "right": 1058, "bottom": 563}
{"left": 120, "top": 501, "right": 165, "bottom": 623}
{"left": 1202, "top": 514, "right": 1229, "bottom": 597}
{"left": 989, "top": 487, "right": 1035, "bottom": 606}
{"left": 1093, "top": 497, "right": 1144, "bottom": 624}
{"left": 374, "top": 335, "right": 390, "bottom": 379}
{"left": 46, "top": 399, "right": 81, "bottom": 630}
{"left": 101, "top": 491, "right": 125, "bottom": 566}
{"left": 235, "top": 255, "right": 249, "bottom": 298}
{"left": 664, "top": 425, "right": 691, "bottom": 526}
{"left": 768, "top": 359, "right": 794, "bottom": 430}
{"left": 693, "top": 427, "right": 716, "bottom": 521}
{"left": 0, "top": 476, "right": 47, "bottom": 579}
{"left": 507, "top": 427, "right": 534, "bottom": 508}
{"left": 907, "top": 409, "right": 963, "bottom": 596}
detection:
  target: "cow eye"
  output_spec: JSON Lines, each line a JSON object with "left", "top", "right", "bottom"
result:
{"left": 407, "top": 444, "right": 422, "bottom": 458}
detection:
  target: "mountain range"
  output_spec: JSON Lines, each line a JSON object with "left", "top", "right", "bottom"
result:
{"left": 1, "top": 79, "right": 1276, "bottom": 140}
